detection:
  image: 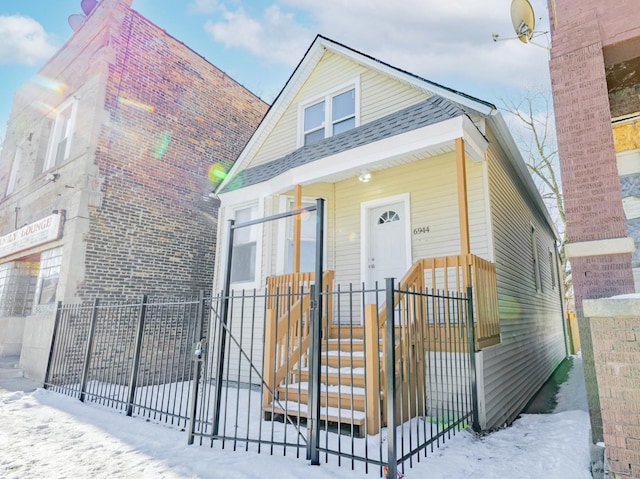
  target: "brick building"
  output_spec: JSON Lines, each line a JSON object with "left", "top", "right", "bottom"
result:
{"left": 0, "top": 0, "right": 267, "bottom": 380}
{"left": 548, "top": 0, "right": 640, "bottom": 475}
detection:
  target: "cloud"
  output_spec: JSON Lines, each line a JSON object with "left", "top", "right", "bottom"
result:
{"left": 204, "top": 5, "right": 310, "bottom": 65}
{"left": 0, "top": 15, "right": 57, "bottom": 66}
{"left": 203, "top": 0, "right": 551, "bottom": 99}
{"left": 188, "top": 0, "right": 220, "bottom": 14}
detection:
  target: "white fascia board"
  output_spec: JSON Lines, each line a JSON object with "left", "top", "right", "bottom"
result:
{"left": 219, "top": 116, "right": 488, "bottom": 205}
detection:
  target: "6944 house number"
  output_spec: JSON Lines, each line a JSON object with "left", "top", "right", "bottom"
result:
{"left": 413, "top": 226, "right": 430, "bottom": 235}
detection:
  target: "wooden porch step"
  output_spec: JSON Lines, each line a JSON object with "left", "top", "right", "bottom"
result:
{"left": 322, "top": 350, "right": 369, "bottom": 369}
{"left": 263, "top": 401, "right": 366, "bottom": 437}
{"left": 276, "top": 383, "right": 366, "bottom": 411}
{"left": 324, "top": 338, "right": 364, "bottom": 352}
{"left": 298, "top": 368, "right": 365, "bottom": 388}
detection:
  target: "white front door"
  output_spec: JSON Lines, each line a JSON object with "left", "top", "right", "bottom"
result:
{"left": 362, "top": 195, "right": 411, "bottom": 303}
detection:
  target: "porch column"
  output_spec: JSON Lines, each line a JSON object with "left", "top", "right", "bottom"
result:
{"left": 456, "top": 138, "right": 471, "bottom": 286}
{"left": 292, "top": 184, "right": 302, "bottom": 273}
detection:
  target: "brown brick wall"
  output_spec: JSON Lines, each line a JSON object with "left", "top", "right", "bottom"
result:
{"left": 78, "top": 8, "right": 267, "bottom": 299}
{"left": 588, "top": 302, "right": 640, "bottom": 478}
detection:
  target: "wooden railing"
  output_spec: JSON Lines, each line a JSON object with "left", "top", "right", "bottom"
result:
{"left": 262, "top": 270, "right": 335, "bottom": 408}
{"left": 377, "top": 253, "right": 500, "bottom": 351}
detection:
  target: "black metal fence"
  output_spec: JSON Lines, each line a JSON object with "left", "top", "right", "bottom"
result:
{"left": 44, "top": 292, "right": 209, "bottom": 428}
{"left": 44, "top": 281, "right": 478, "bottom": 477}
{"left": 191, "top": 279, "right": 478, "bottom": 477}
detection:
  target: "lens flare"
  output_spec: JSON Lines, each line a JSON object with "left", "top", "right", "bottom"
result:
{"left": 29, "top": 75, "right": 67, "bottom": 95}
{"left": 207, "top": 163, "right": 227, "bottom": 184}
{"left": 348, "top": 232, "right": 357, "bottom": 242}
{"left": 152, "top": 131, "right": 171, "bottom": 159}
{"left": 117, "top": 96, "right": 156, "bottom": 113}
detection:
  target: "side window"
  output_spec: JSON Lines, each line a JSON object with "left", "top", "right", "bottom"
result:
{"left": 230, "top": 205, "right": 258, "bottom": 284}
{"left": 44, "top": 98, "right": 77, "bottom": 171}
{"left": 530, "top": 225, "right": 541, "bottom": 292}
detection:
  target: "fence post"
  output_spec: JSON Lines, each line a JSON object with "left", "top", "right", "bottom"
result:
{"left": 385, "top": 277, "right": 398, "bottom": 479}
{"left": 126, "top": 294, "right": 148, "bottom": 416}
{"left": 43, "top": 301, "right": 63, "bottom": 389}
{"left": 308, "top": 198, "right": 324, "bottom": 466}
{"left": 212, "top": 219, "right": 235, "bottom": 437}
{"left": 79, "top": 298, "right": 99, "bottom": 402}
{"left": 364, "top": 304, "right": 381, "bottom": 435}
{"left": 188, "top": 290, "right": 207, "bottom": 445}
{"left": 466, "top": 287, "right": 481, "bottom": 433}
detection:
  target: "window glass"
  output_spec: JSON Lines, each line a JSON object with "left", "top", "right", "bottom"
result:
{"left": 6, "top": 146, "right": 22, "bottom": 196}
{"left": 231, "top": 205, "right": 258, "bottom": 283}
{"left": 32, "top": 247, "right": 62, "bottom": 314}
{"left": 332, "top": 89, "right": 355, "bottom": 122}
{"left": 45, "top": 100, "right": 76, "bottom": 171}
{"left": 0, "top": 261, "right": 39, "bottom": 317}
{"left": 333, "top": 117, "right": 356, "bottom": 136}
{"left": 304, "top": 101, "right": 324, "bottom": 132}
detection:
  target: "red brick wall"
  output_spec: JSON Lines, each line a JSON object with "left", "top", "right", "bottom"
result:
{"left": 548, "top": 0, "right": 638, "bottom": 443}
{"left": 79, "top": 6, "right": 267, "bottom": 299}
{"left": 587, "top": 300, "right": 640, "bottom": 478}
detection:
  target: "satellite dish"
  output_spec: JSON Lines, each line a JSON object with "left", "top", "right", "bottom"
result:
{"left": 511, "top": 0, "right": 535, "bottom": 43}
{"left": 81, "top": 0, "right": 98, "bottom": 16}
{"left": 68, "top": 13, "right": 87, "bottom": 32}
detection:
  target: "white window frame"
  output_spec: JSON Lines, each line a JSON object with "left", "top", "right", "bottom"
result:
{"left": 227, "top": 200, "right": 263, "bottom": 290}
{"left": 44, "top": 97, "right": 78, "bottom": 171}
{"left": 297, "top": 77, "right": 360, "bottom": 148}
{"left": 275, "top": 196, "right": 326, "bottom": 275}
{"left": 530, "top": 224, "right": 541, "bottom": 293}
{"left": 5, "top": 143, "right": 23, "bottom": 196}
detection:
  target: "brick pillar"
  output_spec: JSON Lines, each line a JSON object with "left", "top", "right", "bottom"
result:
{"left": 585, "top": 298, "right": 640, "bottom": 478}
{"left": 549, "top": 11, "right": 636, "bottom": 443}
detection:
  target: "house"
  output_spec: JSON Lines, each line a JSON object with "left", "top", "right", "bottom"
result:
{"left": 549, "top": 0, "right": 640, "bottom": 474}
{"left": 0, "top": 0, "right": 267, "bottom": 381}
{"left": 210, "top": 35, "right": 567, "bottom": 432}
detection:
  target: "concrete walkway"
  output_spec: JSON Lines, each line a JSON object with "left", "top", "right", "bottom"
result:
{"left": 0, "top": 356, "right": 42, "bottom": 393}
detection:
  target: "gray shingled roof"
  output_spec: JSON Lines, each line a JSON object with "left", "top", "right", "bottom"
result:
{"left": 220, "top": 95, "right": 466, "bottom": 193}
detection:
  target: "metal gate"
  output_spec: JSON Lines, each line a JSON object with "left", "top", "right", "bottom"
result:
{"left": 188, "top": 199, "right": 479, "bottom": 478}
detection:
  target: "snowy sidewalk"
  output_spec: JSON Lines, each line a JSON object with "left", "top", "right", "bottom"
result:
{"left": 0, "top": 356, "right": 592, "bottom": 479}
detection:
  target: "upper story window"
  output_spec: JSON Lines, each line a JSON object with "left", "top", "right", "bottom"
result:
{"left": 299, "top": 78, "right": 359, "bottom": 147}
{"left": 44, "top": 97, "right": 78, "bottom": 171}
{"left": 5, "top": 144, "right": 23, "bottom": 196}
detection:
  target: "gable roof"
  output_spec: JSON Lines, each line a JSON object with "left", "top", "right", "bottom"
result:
{"left": 220, "top": 96, "right": 466, "bottom": 193}
{"left": 215, "top": 34, "right": 496, "bottom": 194}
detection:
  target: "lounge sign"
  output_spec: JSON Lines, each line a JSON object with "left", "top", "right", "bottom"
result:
{"left": 0, "top": 213, "right": 63, "bottom": 258}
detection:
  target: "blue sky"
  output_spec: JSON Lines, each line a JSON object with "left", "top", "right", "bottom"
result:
{"left": 0, "top": 0, "right": 552, "bottom": 143}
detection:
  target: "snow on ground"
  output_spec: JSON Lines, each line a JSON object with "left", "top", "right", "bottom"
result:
{"left": 0, "top": 355, "right": 591, "bottom": 478}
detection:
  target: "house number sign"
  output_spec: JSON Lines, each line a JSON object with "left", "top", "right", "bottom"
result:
{"left": 413, "top": 226, "right": 430, "bottom": 235}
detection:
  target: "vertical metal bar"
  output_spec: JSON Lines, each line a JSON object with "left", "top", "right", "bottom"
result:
{"left": 126, "top": 295, "right": 147, "bottom": 416}
{"left": 44, "top": 301, "right": 63, "bottom": 388}
{"left": 213, "top": 219, "right": 235, "bottom": 437}
{"left": 385, "top": 277, "right": 398, "bottom": 479}
{"left": 308, "top": 198, "right": 324, "bottom": 466}
{"left": 466, "top": 287, "right": 480, "bottom": 433}
{"left": 188, "top": 291, "right": 206, "bottom": 444}
{"left": 79, "top": 298, "right": 99, "bottom": 402}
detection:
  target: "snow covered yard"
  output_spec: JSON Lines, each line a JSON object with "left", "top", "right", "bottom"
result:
{"left": 0, "top": 355, "right": 592, "bottom": 478}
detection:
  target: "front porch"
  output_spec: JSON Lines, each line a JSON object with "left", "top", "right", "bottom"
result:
{"left": 261, "top": 252, "right": 499, "bottom": 437}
